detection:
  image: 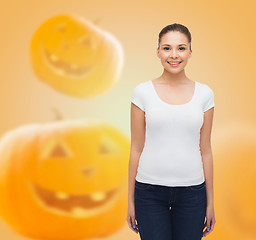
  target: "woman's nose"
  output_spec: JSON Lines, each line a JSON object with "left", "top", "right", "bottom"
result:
{"left": 169, "top": 51, "right": 178, "bottom": 58}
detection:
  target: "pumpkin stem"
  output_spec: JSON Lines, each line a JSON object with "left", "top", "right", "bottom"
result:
{"left": 51, "top": 107, "right": 63, "bottom": 120}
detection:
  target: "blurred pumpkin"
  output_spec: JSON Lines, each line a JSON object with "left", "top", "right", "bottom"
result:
{"left": 0, "top": 119, "right": 129, "bottom": 240}
{"left": 30, "top": 14, "right": 124, "bottom": 98}
{"left": 211, "top": 122, "right": 256, "bottom": 240}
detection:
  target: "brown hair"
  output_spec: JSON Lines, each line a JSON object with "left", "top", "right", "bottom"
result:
{"left": 158, "top": 23, "right": 192, "bottom": 50}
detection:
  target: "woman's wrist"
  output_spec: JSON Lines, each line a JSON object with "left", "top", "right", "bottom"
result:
{"left": 207, "top": 201, "right": 214, "bottom": 208}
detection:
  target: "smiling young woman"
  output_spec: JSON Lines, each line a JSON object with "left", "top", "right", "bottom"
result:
{"left": 127, "top": 23, "right": 216, "bottom": 240}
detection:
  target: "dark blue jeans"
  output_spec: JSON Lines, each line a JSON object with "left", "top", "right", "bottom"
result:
{"left": 134, "top": 180, "right": 207, "bottom": 240}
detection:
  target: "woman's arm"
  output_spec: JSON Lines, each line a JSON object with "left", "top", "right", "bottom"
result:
{"left": 200, "top": 107, "right": 215, "bottom": 207}
{"left": 128, "top": 103, "right": 146, "bottom": 203}
{"left": 200, "top": 107, "right": 216, "bottom": 237}
{"left": 127, "top": 103, "right": 145, "bottom": 233}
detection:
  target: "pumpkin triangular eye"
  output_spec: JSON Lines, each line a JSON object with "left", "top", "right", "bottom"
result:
{"left": 78, "top": 35, "right": 90, "bottom": 45}
{"left": 49, "top": 143, "right": 68, "bottom": 157}
{"left": 55, "top": 22, "right": 67, "bottom": 33}
{"left": 99, "top": 135, "right": 121, "bottom": 155}
{"left": 40, "top": 138, "right": 72, "bottom": 160}
{"left": 78, "top": 35, "right": 97, "bottom": 50}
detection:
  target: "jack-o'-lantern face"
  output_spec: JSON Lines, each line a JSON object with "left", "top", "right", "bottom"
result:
{"left": 30, "top": 14, "right": 123, "bottom": 98}
{"left": 0, "top": 120, "right": 129, "bottom": 240}
{"left": 40, "top": 21, "right": 98, "bottom": 79}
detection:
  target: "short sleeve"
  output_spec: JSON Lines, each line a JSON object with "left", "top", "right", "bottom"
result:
{"left": 203, "top": 87, "right": 215, "bottom": 112}
{"left": 131, "top": 84, "right": 145, "bottom": 111}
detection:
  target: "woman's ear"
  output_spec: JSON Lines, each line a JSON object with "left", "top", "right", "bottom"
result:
{"left": 189, "top": 49, "right": 192, "bottom": 58}
{"left": 156, "top": 48, "right": 160, "bottom": 59}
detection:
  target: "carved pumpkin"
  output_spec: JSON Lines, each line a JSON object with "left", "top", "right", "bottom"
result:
{"left": 30, "top": 14, "right": 124, "bottom": 98}
{"left": 0, "top": 120, "right": 129, "bottom": 240}
{"left": 212, "top": 123, "right": 256, "bottom": 240}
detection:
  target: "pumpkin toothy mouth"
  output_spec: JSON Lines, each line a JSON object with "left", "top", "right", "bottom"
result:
{"left": 40, "top": 42, "right": 96, "bottom": 78}
{"left": 29, "top": 181, "right": 125, "bottom": 218}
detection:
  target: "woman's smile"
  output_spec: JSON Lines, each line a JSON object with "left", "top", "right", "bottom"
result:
{"left": 167, "top": 61, "right": 182, "bottom": 67}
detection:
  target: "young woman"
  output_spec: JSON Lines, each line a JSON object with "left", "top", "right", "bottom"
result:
{"left": 127, "top": 23, "right": 216, "bottom": 240}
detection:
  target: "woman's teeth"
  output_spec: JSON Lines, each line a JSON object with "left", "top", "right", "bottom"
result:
{"left": 168, "top": 61, "right": 182, "bottom": 65}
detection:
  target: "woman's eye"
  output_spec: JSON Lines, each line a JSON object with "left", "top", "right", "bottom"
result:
{"left": 163, "top": 47, "right": 185, "bottom": 50}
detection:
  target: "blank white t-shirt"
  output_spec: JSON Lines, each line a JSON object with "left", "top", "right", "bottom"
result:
{"left": 131, "top": 80, "right": 215, "bottom": 187}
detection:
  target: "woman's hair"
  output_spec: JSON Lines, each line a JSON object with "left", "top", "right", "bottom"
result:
{"left": 158, "top": 23, "right": 192, "bottom": 50}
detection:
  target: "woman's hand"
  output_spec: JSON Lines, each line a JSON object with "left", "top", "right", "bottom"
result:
{"left": 203, "top": 204, "right": 216, "bottom": 237}
{"left": 126, "top": 202, "right": 139, "bottom": 234}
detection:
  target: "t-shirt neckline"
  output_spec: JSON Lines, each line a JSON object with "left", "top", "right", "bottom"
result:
{"left": 150, "top": 80, "right": 197, "bottom": 107}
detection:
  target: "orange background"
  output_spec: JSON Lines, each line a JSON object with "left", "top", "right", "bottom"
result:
{"left": 0, "top": 0, "right": 255, "bottom": 239}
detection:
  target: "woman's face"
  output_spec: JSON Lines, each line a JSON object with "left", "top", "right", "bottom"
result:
{"left": 157, "top": 31, "right": 192, "bottom": 73}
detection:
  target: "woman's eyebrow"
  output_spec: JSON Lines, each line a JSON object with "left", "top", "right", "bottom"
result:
{"left": 162, "top": 44, "right": 187, "bottom": 46}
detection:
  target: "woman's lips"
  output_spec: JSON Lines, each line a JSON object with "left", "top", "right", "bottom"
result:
{"left": 167, "top": 61, "right": 182, "bottom": 67}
